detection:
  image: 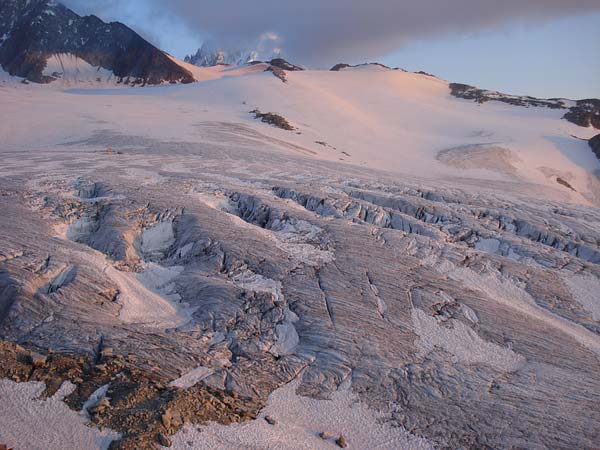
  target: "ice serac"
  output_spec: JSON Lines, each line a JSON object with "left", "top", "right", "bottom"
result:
{"left": 0, "top": 0, "right": 194, "bottom": 85}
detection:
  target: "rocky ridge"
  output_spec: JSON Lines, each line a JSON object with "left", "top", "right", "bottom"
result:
{"left": 450, "top": 83, "right": 600, "bottom": 130}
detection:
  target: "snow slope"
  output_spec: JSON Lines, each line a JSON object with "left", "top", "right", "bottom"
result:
{"left": 1, "top": 64, "right": 597, "bottom": 206}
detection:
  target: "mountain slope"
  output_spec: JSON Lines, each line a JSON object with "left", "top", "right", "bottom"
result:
{"left": 0, "top": 0, "right": 194, "bottom": 85}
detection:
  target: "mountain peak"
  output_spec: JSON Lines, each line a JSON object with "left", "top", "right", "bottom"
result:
{"left": 0, "top": 0, "right": 194, "bottom": 85}
{"left": 184, "top": 35, "right": 283, "bottom": 68}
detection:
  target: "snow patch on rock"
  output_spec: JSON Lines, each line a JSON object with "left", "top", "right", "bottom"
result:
{"left": 81, "top": 384, "right": 110, "bottom": 418}
{"left": 42, "top": 53, "right": 117, "bottom": 86}
{"left": 52, "top": 380, "right": 77, "bottom": 400}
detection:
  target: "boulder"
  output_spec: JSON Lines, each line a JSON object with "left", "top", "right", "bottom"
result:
{"left": 336, "top": 435, "right": 349, "bottom": 448}
{"left": 264, "top": 415, "right": 277, "bottom": 425}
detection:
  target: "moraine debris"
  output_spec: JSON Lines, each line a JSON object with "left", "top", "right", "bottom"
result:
{"left": 0, "top": 340, "right": 264, "bottom": 450}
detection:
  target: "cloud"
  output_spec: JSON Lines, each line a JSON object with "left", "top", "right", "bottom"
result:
{"left": 63, "top": 0, "right": 600, "bottom": 65}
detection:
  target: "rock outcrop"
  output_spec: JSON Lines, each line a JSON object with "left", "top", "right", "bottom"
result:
{"left": 250, "top": 109, "right": 295, "bottom": 130}
{"left": 268, "top": 58, "right": 304, "bottom": 72}
{"left": 330, "top": 63, "right": 352, "bottom": 71}
{"left": 565, "top": 100, "right": 600, "bottom": 129}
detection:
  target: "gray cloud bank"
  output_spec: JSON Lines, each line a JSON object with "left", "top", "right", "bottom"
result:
{"left": 63, "top": 0, "right": 600, "bottom": 65}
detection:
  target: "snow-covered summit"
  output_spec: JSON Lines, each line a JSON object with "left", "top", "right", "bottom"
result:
{"left": 184, "top": 43, "right": 260, "bottom": 67}
{"left": 184, "top": 33, "right": 283, "bottom": 67}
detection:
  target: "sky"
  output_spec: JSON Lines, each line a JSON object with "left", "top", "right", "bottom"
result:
{"left": 62, "top": 0, "right": 600, "bottom": 99}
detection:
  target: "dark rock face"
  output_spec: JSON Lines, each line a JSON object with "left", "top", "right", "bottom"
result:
{"left": 590, "top": 134, "right": 600, "bottom": 160}
{"left": 0, "top": 0, "right": 194, "bottom": 85}
{"left": 564, "top": 100, "right": 600, "bottom": 129}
